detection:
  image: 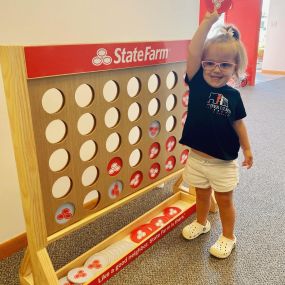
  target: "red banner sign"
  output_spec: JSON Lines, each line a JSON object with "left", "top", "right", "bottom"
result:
{"left": 24, "top": 40, "right": 189, "bottom": 79}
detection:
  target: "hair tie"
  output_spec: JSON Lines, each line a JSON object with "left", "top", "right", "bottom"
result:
{"left": 220, "top": 27, "right": 239, "bottom": 40}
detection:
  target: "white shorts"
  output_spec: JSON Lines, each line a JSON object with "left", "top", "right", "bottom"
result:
{"left": 183, "top": 151, "right": 239, "bottom": 193}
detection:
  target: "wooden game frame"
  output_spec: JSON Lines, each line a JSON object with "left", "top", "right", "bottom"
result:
{"left": 0, "top": 41, "right": 217, "bottom": 285}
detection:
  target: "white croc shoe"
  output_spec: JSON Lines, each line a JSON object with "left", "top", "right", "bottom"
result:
{"left": 182, "top": 220, "right": 211, "bottom": 240}
{"left": 210, "top": 235, "right": 236, "bottom": 258}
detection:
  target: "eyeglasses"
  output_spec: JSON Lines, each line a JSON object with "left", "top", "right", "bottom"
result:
{"left": 201, "top": 61, "right": 236, "bottom": 72}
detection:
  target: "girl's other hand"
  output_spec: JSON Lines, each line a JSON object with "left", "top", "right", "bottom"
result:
{"left": 242, "top": 149, "right": 253, "bottom": 169}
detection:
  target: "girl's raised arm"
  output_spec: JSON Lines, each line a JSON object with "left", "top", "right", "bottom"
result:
{"left": 186, "top": 10, "right": 220, "bottom": 79}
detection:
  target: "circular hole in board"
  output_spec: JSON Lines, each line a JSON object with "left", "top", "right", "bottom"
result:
{"left": 81, "top": 165, "right": 99, "bottom": 186}
{"left": 166, "top": 71, "right": 178, "bottom": 90}
{"left": 83, "top": 190, "right": 100, "bottom": 210}
{"left": 80, "top": 140, "right": 97, "bottom": 161}
{"left": 75, "top": 84, "right": 94, "bottom": 108}
{"left": 55, "top": 203, "right": 75, "bottom": 224}
{"left": 148, "top": 74, "right": 160, "bottom": 93}
{"left": 108, "top": 180, "right": 123, "bottom": 199}
{"left": 103, "top": 80, "right": 119, "bottom": 102}
{"left": 52, "top": 176, "right": 72, "bottom": 199}
{"left": 128, "top": 102, "right": 141, "bottom": 122}
{"left": 128, "top": 126, "right": 142, "bottom": 145}
{"left": 148, "top": 98, "right": 160, "bottom": 116}
{"left": 166, "top": 94, "right": 177, "bottom": 111}
{"left": 129, "top": 149, "right": 142, "bottom": 167}
{"left": 42, "top": 88, "right": 64, "bottom": 114}
{"left": 127, "top": 77, "right": 141, "bottom": 97}
{"left": 77, "top": 113, "right": 96, "bottom": 135}
{"left": 49, "top": 148, "right": 70, "bottom": 172}
{"left": 104, "top": 107, "right": 120, "bottom": 128}
{"left": 106, "top": 132, "right": 121, "bottom": 153}
{"left": 165, "top": 115, "right": 176, "bottom": 132}
{"left": 45, "top": 119, "right": 67, "bottom": 144}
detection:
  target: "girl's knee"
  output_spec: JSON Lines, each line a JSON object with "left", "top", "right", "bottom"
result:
{"left": 214, "top": 191, "right": 234, "bottom": 206}
{"left": 196, "top": 187, "right": 212, "bottom": 202}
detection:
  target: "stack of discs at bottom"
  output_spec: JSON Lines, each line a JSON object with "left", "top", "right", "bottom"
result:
{"left": 93, "top": 240, "right": 135, "bottom": 266}
{"left": 60, "top": 240, "right": 135, "bottom": 284}
{"left": 84, "top": 240, "right": 135, "bottom": 274}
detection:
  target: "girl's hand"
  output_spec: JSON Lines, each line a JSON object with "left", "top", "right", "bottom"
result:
{"left": 204, "top": 9, "right": 220, "bottom": 25}
{"left": 242, "top": 149, "right": 253, "bottom": 169}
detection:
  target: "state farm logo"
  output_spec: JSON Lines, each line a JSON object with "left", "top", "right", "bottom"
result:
{"left": 92, "top": 48, "right": 112, "bottom": 66}
{"left": 92, "top": 46, "right": 169, "bottom": 66}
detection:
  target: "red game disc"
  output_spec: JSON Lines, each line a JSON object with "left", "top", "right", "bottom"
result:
{"left": 150, "top": 216, "right": 169, "bottom": 228}
{"left": 130, "top": 225, "right": 152, "bottom": 243}
{"left": 181, "top": 111, "right": 187, "bottom": 127}
{"left": 165, "top": 156, "right": 176, "bottom": 171}
{"left": 129, "top": 171, "right": 143, "bottom": 188}
{"left": 107, "top": 157, "right": 122, "bottom": 176}
{"left": 141, "top": 223, "right": 160, "bottom": 232}
{"left": 205, "top": 0, "right": 232, "bottom": 14}
{"left": 182, "top": 90, "right": 189, "bottom": 107}
{"left": 180, "top": 149, "right": 189, "bottom": 165}
{"left": 149, "top": 142, "right": 160, "bottom": 159}
{"left": 149, "top": 163, "right": 160, "bottom": 179}
{"left": 163, "top": 206, "right": 182, "bottom": 219}
{"left": 165, "top": 136, "right": 176, "bottom": 152}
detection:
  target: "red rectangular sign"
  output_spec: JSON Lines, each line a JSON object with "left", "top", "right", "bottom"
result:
{"left": 24, "top": 40, "right": 189, "bottom": 79}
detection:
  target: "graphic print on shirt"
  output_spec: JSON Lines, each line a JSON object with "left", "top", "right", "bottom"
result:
{"left": 206, "top": 92, "right": 231, "bottom": 117}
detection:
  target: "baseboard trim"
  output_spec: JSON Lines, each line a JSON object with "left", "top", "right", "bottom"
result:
{"left": 0, "top": 233, "right": 27, "bottom": 260}
{"left": 262, "top": 69, "right": 285, "bottom": 75}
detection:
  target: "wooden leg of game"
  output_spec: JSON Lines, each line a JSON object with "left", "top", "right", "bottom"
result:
{"left": 19, "top": 249, "right": 31, "bottom": 281}
{"left": 172, "top": 176, "right": 183, "bottom": 194}
{"left": 0, "top": 47, "right": 58, "bottom": 285}
{"left": 19, "top": 248, "right": 58, "bottom": 285}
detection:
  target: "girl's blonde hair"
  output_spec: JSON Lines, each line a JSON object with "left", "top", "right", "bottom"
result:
{"left": 203, "top": 25, "right": 248, "bottom": 81}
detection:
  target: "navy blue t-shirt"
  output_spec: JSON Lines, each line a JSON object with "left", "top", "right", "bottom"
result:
{"left": 179, "top": 67, "right": 246, "bottom": 160}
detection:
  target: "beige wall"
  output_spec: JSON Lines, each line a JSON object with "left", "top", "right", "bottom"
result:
{"left": 0, "top": 0, "right": 199, "bottom": 243}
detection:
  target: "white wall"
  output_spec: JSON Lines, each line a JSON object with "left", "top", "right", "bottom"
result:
{"left": 0, "top": 0, "right": 200, "bottom": 243}
{"left": 262, "top": 0, "right": 285, "bottom": 72}
{"left": 0, "top": 0, "right": 199, "bottom": 45}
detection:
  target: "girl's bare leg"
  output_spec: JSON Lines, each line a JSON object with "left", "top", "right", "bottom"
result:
{"left": 195, "top": 187, "right": 212, "bottom": 225}
{"left": 214, "top": 190, "right": 235, "bottom": 240}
